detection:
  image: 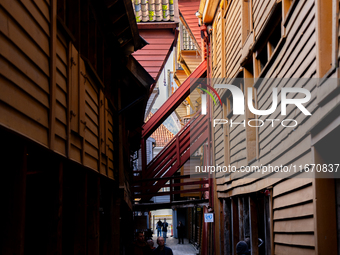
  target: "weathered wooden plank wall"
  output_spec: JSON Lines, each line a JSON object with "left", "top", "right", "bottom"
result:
{"left": 253, "top": 0, "right": 276, "bottom": 38}
{"left": 210, "top": 0, "right": 340, "bottom": 254}
{"left": 0, "top": 0, "right": 117, "bottom": 179}
{"left": 225, "top": 0, "right": 242, "bottom": 78}
{"left": 0, "top": 0, "right": 50, "bottom": 146}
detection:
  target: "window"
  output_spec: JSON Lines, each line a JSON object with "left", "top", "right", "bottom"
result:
{"left": 268, "top": 23, "right": 281, "bottom": 58}
{"left": 253, "top": 3, "right": 282, "bottom": 77}
{"left": 180, "top": 23, "right": 197, "bottom": 50}
{"left": 256, "top": 48, "right": 268, "bottom": 74}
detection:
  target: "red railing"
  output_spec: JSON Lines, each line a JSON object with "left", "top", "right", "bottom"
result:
{"left": 134, "top": 60, "right": 208, "bottom": 202}
{"left": 133, "top": 110, "right": 209, "bottom": 201}
{"left": 141, "top": 60, "right": 207, "bottom": 139}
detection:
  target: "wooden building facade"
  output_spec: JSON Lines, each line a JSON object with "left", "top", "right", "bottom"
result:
{"left": 0, "top": 0, "right": 154, "bottom": 254}
{"left": 199, "top": 0, "right": 340, "bottom": 254}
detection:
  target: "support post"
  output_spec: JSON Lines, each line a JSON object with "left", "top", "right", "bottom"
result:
{"left": 46, "top": 161, "right": 63, "bottom": 255}
{"left": 1, "top": 143, "right": 27, "bottom": 255}
{"left": 231, "top": 197, "right": 239, "bottom": 254}
{"left": 49, "top": 0, "right": 57, "bottom": 150}
{"left": 170, "top": 178, "right": 173, "bottom": 203}
{"left": 87, "top": 175, "right": 100, "bottom": 255}
{"left": 74, "top": 172, "right": 87, "bottom": 254}
{"left": 249, "top": 196, "right": 259, "bottom": 255}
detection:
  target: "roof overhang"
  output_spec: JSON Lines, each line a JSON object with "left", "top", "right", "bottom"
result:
{"left": 119, "top": 56, "right": 155, "bottom": 150}
{"left": 133, "top": 25, "right": 179, "bottom": 93}
{"left": 199, "top": 0, "right": 219, "bottom": 24}
{"left": 137, "top": 22, "right": 178, "bottom": 30}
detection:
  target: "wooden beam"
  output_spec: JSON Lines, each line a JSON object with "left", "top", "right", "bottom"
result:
{"left": 231, "top": 198, "right": 239, "bottom": 255}
{"left": 133, "top": 199, "right": 209, "bottom": 211}
{"left": 133, "top": 173, "right": 208, "bottom": 183}
{"left": 49, "top": 0, "right": 57, "bottom": 150}
{"left": 142, "top": 60, "right": 207, "bottom": 139}
{"left": 134, "top": 187, "right": 209, "bottom": 198}
{"left": 123, "top": 0, "right": 141, "bottom": 50}
{"left": 249, "top": 196, "right": 259, "bottom": 255}
{"left": 202, "top": 0, "right": 220, "bottom": 24}
{"left": 238, "top": 197, "right": 244, "bottom": 241}
{"left": 223, "top": 199, "right": 232, "bottom": 255}
{"left": 137, "top": 23, "right": 178, "bottom": 30}
{"left": 315, "top": 0, "right": 333, "bottom": 78}
{"left": 133, "top": 180, "right": 209, "bottom": 192}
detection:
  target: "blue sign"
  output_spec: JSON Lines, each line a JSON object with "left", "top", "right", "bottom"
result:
{"left": 204, "top": 213, "right": 214, "bottom": 223}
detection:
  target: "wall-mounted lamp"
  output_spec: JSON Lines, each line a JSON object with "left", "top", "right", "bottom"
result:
{"left": 196, "top": 11, "right": 202, "bottom": 26}
{"left": 207, "top": 25, "right": 213, "bottom": 34}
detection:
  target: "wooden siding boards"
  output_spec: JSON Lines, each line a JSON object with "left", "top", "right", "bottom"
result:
{"left": 224, "top": 0, "right": 242, "bottom": 78}
{"left": 209, "top": 0, "right": 339, "bottom": 253}
{"left": 212, "top": 9, "right": 222, "bottom": 78}
{"left": 253, "top": 0, "right": 276, "bottom": 38}
{"left": 0, "top": 1, "right": 120, "bottom": 179}
{"left": 215, "top": 0, "right": 318, "bottom": 189}
{"left": 55, "top": 32, "right": 68, "bottom": 156}
{"left": 0, "top": 0, "right": 50, "bottom": 146}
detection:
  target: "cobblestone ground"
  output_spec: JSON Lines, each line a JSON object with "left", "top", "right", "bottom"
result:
{"left": 152, "top": 236, "right": 199, "bottom": 255}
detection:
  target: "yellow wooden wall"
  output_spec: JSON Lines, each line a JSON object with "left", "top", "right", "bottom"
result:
{"left": 0, "top": 0, "right": 116, "bottom": 179}
{"left": 0, "top": 0, "right": 51, "bottom": 146}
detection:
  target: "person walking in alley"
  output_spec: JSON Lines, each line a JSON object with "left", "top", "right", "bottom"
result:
{"left": 157, "top": 219, "right": 163, "bottom": 237}
{"left": 176, "top": 221, "right": 185, "bottom": 244}
{"left": 236, "top": 241, "right": 250, "bottom": 255}
{"left": 133, "top": 232, "right": 151, "bottom": 255}
{"left": 162, "top": 218, "right": 168, "bottom": 244}
{"left": 153, "top": 237, "right": 173, "bottom": 255}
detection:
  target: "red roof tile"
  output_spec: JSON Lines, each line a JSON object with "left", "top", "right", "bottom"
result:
{"left": 146, "top": 113, "right": 174, "bottom": 147}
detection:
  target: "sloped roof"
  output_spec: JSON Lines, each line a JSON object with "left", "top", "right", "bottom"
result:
{"left": 133, "top": 29, "right": 176, "bottom": 82}
{"left": 133, "top": 0, "right": 175, "bottom": 22}
{"left": 178, "top": 0, "right": 201, "bottom": 47}
{"left": 146, "top": 112, "right": 175, "bottom": 147}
